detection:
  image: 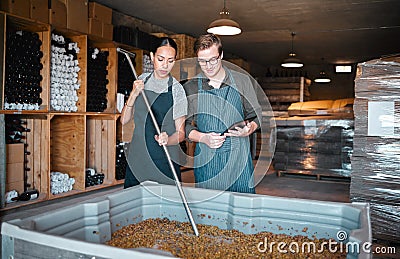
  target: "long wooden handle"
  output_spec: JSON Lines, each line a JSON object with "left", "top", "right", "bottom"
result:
{"left": 118, "top": 48, "right": 199, "bottom": 236}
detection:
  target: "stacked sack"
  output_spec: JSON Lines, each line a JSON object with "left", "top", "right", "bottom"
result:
{"left": 50, "top": 33, "right": 81, "bottom": 112}
{"left": 50, "top": 171, "right": 75, "bottom": 195}
{"left": 350, "top": 55, "right": 400, "bottom": 243}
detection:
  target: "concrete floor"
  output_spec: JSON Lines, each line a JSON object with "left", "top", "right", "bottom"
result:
{"left": 181, "top": 168, "right": 350, "bottom": 203}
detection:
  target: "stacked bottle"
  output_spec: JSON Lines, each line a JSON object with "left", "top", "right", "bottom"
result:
{"left": 115, "top": 141, "right": 127, "bottom": 180}
{"left": 142, "top": 53, "right": 153, "bottom": 73}
{"left": 5, "top": 116, "right": 30, "bottom": 144}
{"left": 117, "top": 52, "right": 136, "bottom": 103}
{"left": 85, "top": 168, "right": 105, "bottom": 187}
{"left": 4, "top": 30, "right": 43, "bottom": 110}
{"left": 50, "top": 171, "right": 76, "bottom": 194}
{"left": 86, "top": 47, "right": 109, "bottom": 112}
{"left": 50, "top": 33, "right": 81, "bottom": 112}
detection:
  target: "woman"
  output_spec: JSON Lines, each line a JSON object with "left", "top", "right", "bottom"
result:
{"left": 120, "top": 37, "right": 187, "bottom": 188}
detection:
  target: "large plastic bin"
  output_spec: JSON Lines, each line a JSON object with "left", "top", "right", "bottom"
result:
{"left": 2, "top": 182, "right": 371, "bottom": 258}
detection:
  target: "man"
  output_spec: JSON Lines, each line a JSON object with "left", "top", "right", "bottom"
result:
{"left": 184, "top": 33, "right": 262, "bottom": 193}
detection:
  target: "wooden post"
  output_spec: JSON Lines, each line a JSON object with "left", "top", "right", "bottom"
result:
{"left": 0, "top": 115, "right": 5, "bottom": 208}
{"left": 300, "top": 76, "right": 304, "bottom": 102}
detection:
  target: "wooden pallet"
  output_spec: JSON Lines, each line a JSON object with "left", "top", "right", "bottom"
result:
{"left": 276, "top": 170, "right": 350, "bottom": 182}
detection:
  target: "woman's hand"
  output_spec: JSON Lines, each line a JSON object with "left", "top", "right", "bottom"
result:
{"left": 126, "top": 80, "right": 144, "bottom": 106}
{"left": 155, "top": 132, "right": 169, "bottom": 146}
{"left": 201, "top": 132, "right": 226, "bottom": 149}
{"left": 224, "top": 121, "right": 257, "bottom": 137}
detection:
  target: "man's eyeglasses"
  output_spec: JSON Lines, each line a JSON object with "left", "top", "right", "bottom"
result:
{"left": 198, "top": 56, "right": 220, "bottom": 66}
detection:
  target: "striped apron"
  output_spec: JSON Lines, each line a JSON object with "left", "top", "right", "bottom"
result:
{"left": 124, "top": 73, "right": 180, "bottom": 188}
{"left": 194, "top": 70, "right": 255, "bottom": 193}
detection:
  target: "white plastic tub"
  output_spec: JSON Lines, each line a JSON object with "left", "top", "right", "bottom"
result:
{"left": 2, "top": 182, "right": 371, "bottom": 258}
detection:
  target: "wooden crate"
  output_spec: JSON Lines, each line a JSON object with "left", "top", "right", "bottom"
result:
{"left": 116, "top": 116, "right": 134, "bottom": 143}
{"left": 104, "top": 47, "right": 117, "bottom": 113}
{"left": 69, "top": 34, "right": 87, "bottom": 113}
{"left": 131, "top": 48, "right": 145, "bottom": 75}
{"left": 25, "top": 116, "right": 49, "bottom": 196}
{"left": 4, "top": 14, "right": 51, "bottom": 112}
{"left": 170, "top": 34, "right": 196, "bottom": 60}
{"left": 86, "top": 43, "right": 118, "bottom": 114}
{"left": 151, "top": 32, "right": 169, "bottom": 38}
{"left": 86, "top": 116, "right": 116, "bottom": 185}
{"left": 3, "top": 115, "right": 49, "bottom": 199}
{"left": 226, "top": 58, "right": 251, "bottom": 73}
{"left": 50, "top": 115, "right": 86, "bottom": 195}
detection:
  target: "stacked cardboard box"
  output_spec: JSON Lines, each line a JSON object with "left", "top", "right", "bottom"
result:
{"left": 274, "top": 116, "right": 354, "bottom": 177}
{"left": 49, "top": 0, "right": 67, "bottom": 28}
{"left": 1, "top": 0, "right": 48, "bottom": 23}
{"left": 0, "top": 0, "right": 30, "bottom": 18}
{"left": 6, "top": 144, "right": 25, "bottom": 194}
{"left": 170, "top": 34, "right": 196, "bottom": 60}
{"left": 88, "top": 2, "right": 113, "bottom": 40}
{"left": 350, "top": 55, "right": 400, "bottom": 243}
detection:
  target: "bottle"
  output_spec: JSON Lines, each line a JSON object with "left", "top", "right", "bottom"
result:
{"left": 11, "top": 189, "right": 39, "bottom": 201}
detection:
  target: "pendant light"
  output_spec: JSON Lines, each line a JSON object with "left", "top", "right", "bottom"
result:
{"left": 207, "top": 0, "right": 241, "bottom": 36}
{"left": 314, "top": 58, "right": 331, "bottom": 83}
{"left": 314, "top": 71, "right": 331, "bottom": 83}
{"left": 281, "top": 32, "right": 303, "bottom": 68}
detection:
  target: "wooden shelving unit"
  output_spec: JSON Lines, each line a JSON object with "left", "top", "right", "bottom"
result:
{"left": 259, "top": 76, "right": 312, "bottom": 116}
{"left": 0, "top": 11, "right": 148, "bottom": 210}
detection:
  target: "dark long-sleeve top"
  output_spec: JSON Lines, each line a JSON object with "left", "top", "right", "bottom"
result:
{"left": 183, "top": 68, "right": 262, "bottom": 137}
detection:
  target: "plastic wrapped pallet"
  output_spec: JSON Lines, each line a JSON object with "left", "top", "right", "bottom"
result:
{"left": 351, "top": 55, "right": 400, "bottom": 243}
{"left": 274, "top": 116, "right": 354, "bottom": 177}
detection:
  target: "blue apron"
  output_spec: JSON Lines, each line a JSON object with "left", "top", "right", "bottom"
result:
{"left": 124, "top": 73, "right": 180, "bottom": 188}
{"left": 194, "top": 69, "right": 255, "bottom": 193}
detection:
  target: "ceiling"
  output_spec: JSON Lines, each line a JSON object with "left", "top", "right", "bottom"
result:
{"left": 94, "top": 0, "right": 400, "bottom": 68}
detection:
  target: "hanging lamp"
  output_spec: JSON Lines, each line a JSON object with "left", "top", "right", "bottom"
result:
{"left": 314, "top": 58, "right": 331, "bottom": 83}
{"left": 281, "top": 32, "right": 303, "bottom": 68}
{"left": 207, "top": 0, "right": 241, "bottom": 36}
{"left": 314, "top": 71, "right": 331, "bottom": 83}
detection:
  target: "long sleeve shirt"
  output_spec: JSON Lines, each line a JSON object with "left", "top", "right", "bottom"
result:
{"left": 183, "top": 68, "right": 262, "bottom": 137}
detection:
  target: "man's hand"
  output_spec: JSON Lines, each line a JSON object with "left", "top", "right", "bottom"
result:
{"left": 224, "top": 121, "right": 257, "bottom": 137}
{"left": 201, "top": 132, "right": 226, "bottom": 149}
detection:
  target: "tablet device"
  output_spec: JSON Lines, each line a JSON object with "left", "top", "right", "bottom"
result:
{"left": 222, "top": 116, "right": 256, "bottom": 134}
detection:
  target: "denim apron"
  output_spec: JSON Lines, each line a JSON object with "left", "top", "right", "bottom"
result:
{"left": 124, "top": 73, "right": 180, "bottom": 188}
{"left": 194, "top": 69, "right": 255, "bottom": 193}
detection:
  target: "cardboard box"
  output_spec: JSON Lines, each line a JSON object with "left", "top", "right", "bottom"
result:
{"left": 64, "top": 0, "right": 88, "bottom": 33}
{"left": 6, "top": 180, "right": 25, "bottom": 193}
{"left": 89, "top": 2, "right": 112, "bottom": 24}
{"left": 6, "top": 144, "right": 25, "bottom": 164}
{"left": 30, "top": 0, "right": 49, "bottom": 23}
{"left": 6, "top": 162, "right": 24, "bottom": 183}
{"left": 88, "top": 18, "right": 102, "bottom": 37}
{"left": 102, "top": 23, "right": 113, "bottom": 40}
{"left": 0, "top": 0, "right": 30, "bottom": 18}
{"left": 49, "top": 0, "right": 67, "bottom": 28}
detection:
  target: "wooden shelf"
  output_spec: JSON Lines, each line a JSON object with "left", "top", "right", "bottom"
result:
{"left": 0, "top": 11, "right": 144, "bottom": 210}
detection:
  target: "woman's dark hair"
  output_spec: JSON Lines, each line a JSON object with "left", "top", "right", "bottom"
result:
{"left": 152, "top": 37, "right": 178, "bottom": 58}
